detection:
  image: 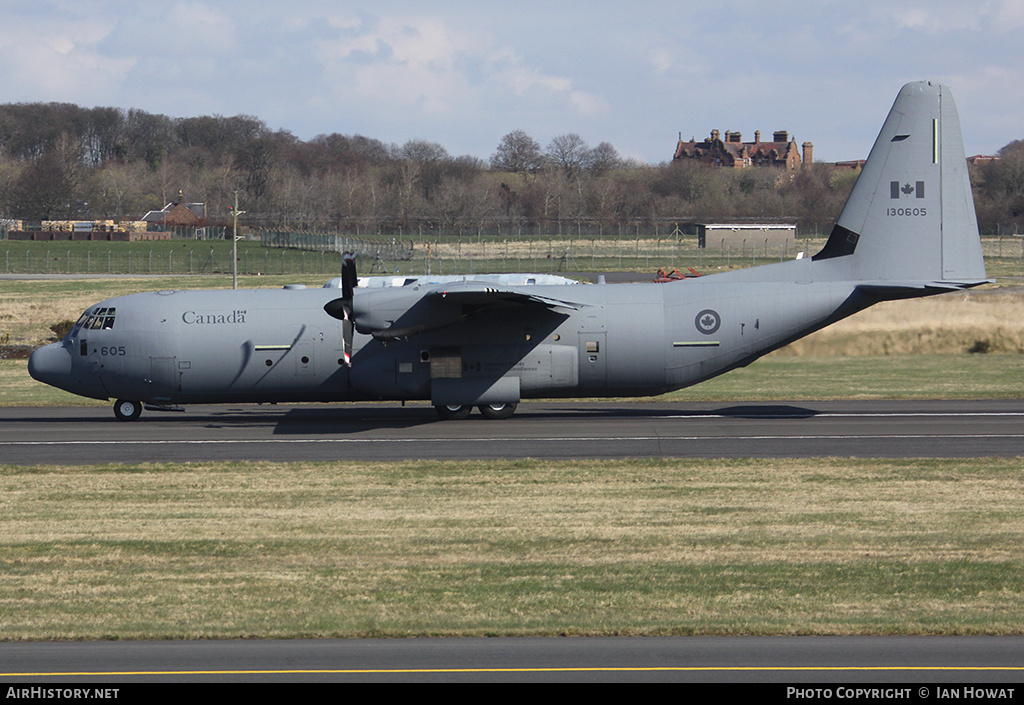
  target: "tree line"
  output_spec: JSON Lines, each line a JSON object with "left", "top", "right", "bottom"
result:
{"left": 0, "top": 101, "right": 1021, "bottom": 235}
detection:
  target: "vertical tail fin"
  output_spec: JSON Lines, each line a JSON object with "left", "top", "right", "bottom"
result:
{"left": 814, "top": 82, "right": 987, "bottom": 287}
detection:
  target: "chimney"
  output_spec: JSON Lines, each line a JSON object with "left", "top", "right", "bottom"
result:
{"left": 773, "top": 131, "right": 789, "bottom": 143}
{"left": 755, "top": 130, "right": 761, "bottom": 143}
{"left": 802, "top": 142, "right": 814, "bottom": 167}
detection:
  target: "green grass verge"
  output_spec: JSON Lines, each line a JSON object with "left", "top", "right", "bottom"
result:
{"left": 2, "top": 458, "right": 1022, "bottom": 639}
{"left": 662, "top": 353, "right": 1024, "bottom": 401}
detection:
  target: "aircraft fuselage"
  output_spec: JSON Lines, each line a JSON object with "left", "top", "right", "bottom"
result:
{"left": 30, "top": 265, "right": 860, "bottom": 412}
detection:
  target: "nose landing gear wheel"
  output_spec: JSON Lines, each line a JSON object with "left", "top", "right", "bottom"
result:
{"left": 435, "top": 404, "right": 471, "bottom": 420}
{"left": 113, "top": 399, "right": 143, "bottom": 421}
{"left": 478, "top": 402, "right": 517, "bottom": 420}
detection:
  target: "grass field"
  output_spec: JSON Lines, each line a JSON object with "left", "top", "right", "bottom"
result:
{"left": 1, "top": 457, "right": 1022, "bottom": 639}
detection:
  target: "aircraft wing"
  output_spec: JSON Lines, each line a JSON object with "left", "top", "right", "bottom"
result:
{"left": 329, "top": 279, "right": 586, "bottom": 342}
{"left": 424, "top": 280, "right": 584, "bottom": 310}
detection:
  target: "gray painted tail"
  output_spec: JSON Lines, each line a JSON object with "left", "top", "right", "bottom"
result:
{"left": 814, "top": 82, "right": 987, "bottom": 287}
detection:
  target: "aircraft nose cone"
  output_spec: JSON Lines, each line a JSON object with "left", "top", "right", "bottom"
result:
{"left": 28, "top": 343, "right": 72, "bottom": 385}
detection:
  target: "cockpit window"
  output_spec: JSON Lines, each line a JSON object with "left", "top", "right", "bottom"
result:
{"left": 72, "top": 307, "right": 116, "bottom": 336}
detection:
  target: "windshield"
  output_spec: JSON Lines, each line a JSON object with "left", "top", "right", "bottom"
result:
{"left": 70, "top": 307, "right": 116, "bottom": 337}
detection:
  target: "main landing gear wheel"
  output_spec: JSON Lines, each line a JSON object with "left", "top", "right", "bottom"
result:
{"left": 113, "top": 399, "right": 142, "bottom": 422}
{"left": 435, "top": 404, "right": 471, "bottom": 420}
{"left": 477, "top": 402, "right": 517, "bottom": 420}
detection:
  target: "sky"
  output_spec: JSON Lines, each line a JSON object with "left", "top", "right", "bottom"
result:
{"left": 1, "top": 0, "right": 1021, "bottom": 164}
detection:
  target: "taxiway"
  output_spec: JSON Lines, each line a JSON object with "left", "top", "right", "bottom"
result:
{"left": 3, "top": 636, "right": 1024, "bottom": 683}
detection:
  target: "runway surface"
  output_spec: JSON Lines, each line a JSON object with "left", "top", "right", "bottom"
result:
{"left": 3, "top": 636, "right": 1024, "bottom": 683}
{"left": 1, "top": 399, "right": 1023, "bottom": 464}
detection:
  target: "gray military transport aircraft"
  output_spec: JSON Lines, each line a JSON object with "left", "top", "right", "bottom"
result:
{"left": 29, "top": 82, "right": 988, "bottom": 421}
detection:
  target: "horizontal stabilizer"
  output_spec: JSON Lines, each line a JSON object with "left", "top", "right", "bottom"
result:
{"left": 854, "top": 280, "right": 987, "bottom": 304}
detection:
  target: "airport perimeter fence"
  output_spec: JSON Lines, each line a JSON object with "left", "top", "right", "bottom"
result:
{"left": 258, "top": 224, "right": 822, "bottom": 276}
{"left": 0, "top": 235, "right": 814, "bottom": 278}
{"left": 3, "top": 228, "right": 1023, "bottom": 278}
{"left": 1, "top": 243, "right": 350, "bottom": 277}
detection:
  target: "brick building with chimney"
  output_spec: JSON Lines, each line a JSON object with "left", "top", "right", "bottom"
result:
{"left": 673, "top": 129, "right": 813, "bottom": 171}
{"left": 141, "top": 190, "right": 207, "bottom": 229}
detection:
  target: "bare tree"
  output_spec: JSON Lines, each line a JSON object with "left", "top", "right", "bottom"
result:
{"left": 546, "top": 133, "right": 593, "bottom": 180}
{"left": 10, "top": 151, "right": 73, "bottom": 219}
{"left": 979, "top": 140, "right": 1024, "bottom": 230}
{"left": 588, "top": 141, "right": 620, "bottom": 176}
{"left": 491, "top": 130, "right": 543, "bottom": 174}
